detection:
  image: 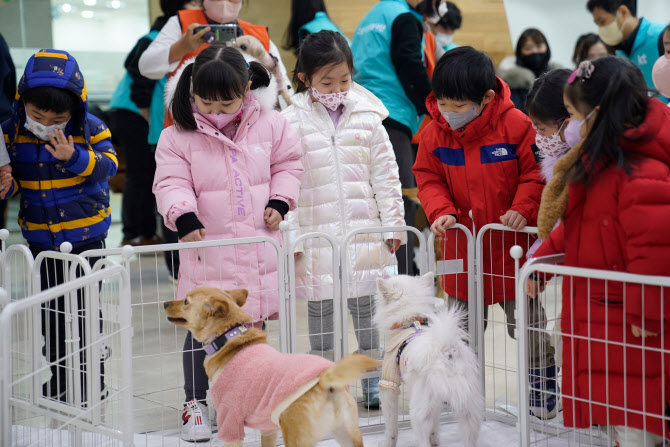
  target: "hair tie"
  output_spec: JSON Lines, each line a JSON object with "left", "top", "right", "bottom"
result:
{"left": 568, "top": 60, "right": 595, "bottom": 84}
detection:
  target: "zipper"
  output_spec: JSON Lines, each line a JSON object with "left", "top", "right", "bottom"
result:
{"left": 331, "top": 134, "right": 347, "bottom": 233}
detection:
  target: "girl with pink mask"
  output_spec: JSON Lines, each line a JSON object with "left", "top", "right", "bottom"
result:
{"left": 153, "top": 45, "right": 303, "bottom": 442}
{"left": 282, "top": 31, "right": 406, "bottom": 409}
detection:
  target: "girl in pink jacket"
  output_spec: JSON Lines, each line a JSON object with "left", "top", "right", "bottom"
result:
{"left": 153, "top": 45, "right": 303, "bottom": 442}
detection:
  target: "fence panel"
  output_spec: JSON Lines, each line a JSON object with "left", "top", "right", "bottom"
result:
{"left": 81, "top": 237, "right": 285, "bottom": 446}
{"left": 517, "top": 256, "right": 670, "bottom": 447}
{"left": 0, "top": 263, "right": 132, "bottom": 447}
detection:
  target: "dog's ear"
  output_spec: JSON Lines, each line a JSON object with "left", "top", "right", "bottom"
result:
{"left": 420, "top": 272, "right": 435, "bottom": 289}
{"left": 376, "top": 278, "right": 397, "bottom": 301}
{"left": 204, "top": 296, "right": 229, "bottom": 317}
{"left": 226, "top": 289, "right": 248, "bottom": 307}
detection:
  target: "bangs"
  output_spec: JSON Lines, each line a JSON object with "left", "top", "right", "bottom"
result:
{"left": 192, "top": 60, "right": 248, "bottom": 102}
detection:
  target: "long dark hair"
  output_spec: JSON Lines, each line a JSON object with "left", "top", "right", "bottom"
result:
{"left": 293, "top": 30, "right": 353, "bottom": 93}
{"left": 283, "top": 0, "right": 328, "bottom": 55}
{"left": 563, "top": 56, "right": 649, "bottom": 184}
{"left": 171, "top": 45, "right": 270, "bottom": 130}
{"left": 525, "top": 69, "right": 572, "bottom": 124}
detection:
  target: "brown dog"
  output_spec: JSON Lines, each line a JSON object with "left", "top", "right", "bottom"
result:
{"left": 164, "top": 287, "right": 378, "bottom": 447}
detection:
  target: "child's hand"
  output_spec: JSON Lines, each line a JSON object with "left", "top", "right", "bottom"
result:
{"left": 181, "top": 228, "right": 206, "bottom": 243}
{"left": 0, "top": 165, "right": 12, "bottom": 174}
{"left": 631, "top": 325, "right": 657, "bottom": 338}
{"left": 0, "top": 170, "right": 11, "bottom": 199}
{"left": 264, "top": 207, "right": 282, "bottom": 231}
{"left": 526, "top": 278, "right": 546, "bottom": 298}
{"left": 45, "top": 129, "right": 75, "bottom": 162}
{"left": 431, "top": 215, "right": 456, "bottom": 235}
{"left": 500, "top": 210, "right": 527, "bottom": 230}
{"left": 386, "top": 239, "right": 401, "bottom": 254}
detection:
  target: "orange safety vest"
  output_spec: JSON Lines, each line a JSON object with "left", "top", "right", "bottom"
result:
{"left": 411, "top": 32, "right": 436, "bottom": 145}
{"left": 163, "top": 9, "right": 271, "bottom": 128}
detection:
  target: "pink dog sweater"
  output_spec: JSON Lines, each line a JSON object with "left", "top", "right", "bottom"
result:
{"left": 211, "top": 343, "right": 333, "bottom": 442}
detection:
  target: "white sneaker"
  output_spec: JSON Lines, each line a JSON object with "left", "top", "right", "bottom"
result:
{"left": 181, "top": 399, "right": 211, "bottom": 442}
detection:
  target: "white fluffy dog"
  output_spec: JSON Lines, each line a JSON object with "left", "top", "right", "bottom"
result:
{"left": 374, "top": 272, "right": 483, "bottom": 447}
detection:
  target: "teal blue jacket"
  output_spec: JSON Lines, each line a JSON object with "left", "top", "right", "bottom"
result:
{"left": 618, "top": 17, "right": 668, "bottom": 102}
{"left": 298, "top": 12, "right": 351, "bottom": 47}
{"left": 352, "top": 0, "right": 425, "bottom": 134}
{"left": 2, "top": 49, "right": 117, "bottom": 249}
{"left": 109, "top": 30, "right": 166, "bottom": 144}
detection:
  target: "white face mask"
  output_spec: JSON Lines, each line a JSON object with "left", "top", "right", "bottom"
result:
{"left": 434, "top": 32, "right": 454, "bottom": 50}
{"left": 24, "top": 114, "right": 69, "bottom": 141}
{"left": 598, "top": 14, "right": 625, "bottom": 46}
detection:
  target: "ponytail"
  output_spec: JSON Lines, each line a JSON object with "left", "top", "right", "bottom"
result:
{"left": 248, "top": 60, "right": 271, "bottom": 90}
{"left": 171, "top": 63, "right": 197, "bottom": 131}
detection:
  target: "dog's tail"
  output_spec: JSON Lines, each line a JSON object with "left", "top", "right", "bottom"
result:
{"left": 318, "top": 354, "right": 379, "bottom": 389}
{"left": 405, "top": 303, "right": 484, "bottom": 447}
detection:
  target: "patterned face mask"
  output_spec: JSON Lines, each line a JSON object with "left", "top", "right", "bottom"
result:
{"left": 311, "top": 87, "right": 348, "bottom": 111}
{"left": 533, "top": 120, "right": 570, "bottom": 157}
{"left": 24, "top": 114, "right": 69, "bottom": 141}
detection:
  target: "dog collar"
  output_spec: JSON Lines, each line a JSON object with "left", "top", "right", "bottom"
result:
{"left": 390, "top": 317, "right": 428, "bottom": 331}
{"left": 203, "top": 324, "right": 249, "bottom": 356}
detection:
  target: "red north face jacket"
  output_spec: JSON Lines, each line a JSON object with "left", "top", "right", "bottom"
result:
{"left": 534, "top": 99, "right": 670, "bottom": 438}
{"left": 413, "top": 77, "right": 544, "bottom": 304}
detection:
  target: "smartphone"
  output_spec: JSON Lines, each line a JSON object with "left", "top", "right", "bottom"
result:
{"left": 195, "top": 24, "right": 237, "bottom": 44}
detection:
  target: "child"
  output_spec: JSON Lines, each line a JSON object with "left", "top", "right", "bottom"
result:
{"left": 153, "top": 45, "right": 303, "bottom": 442}
{"left": 0, "top": 49, "right": 117, "bottom": 404}
{"left": 651, "top": 23, "right": 670, "bottom": 103}
{"left": 411, "top": 47, "right": 555, "bottom": 419}
{"left": 281, "top": 30, "right": 405, "bottom": 409}
{"left": 534, "top": 56, "right": 670, "bottom": 447}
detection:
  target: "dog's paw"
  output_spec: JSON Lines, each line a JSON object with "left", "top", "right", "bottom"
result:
{"left": 430, "top": 431, "right": 440, "bottom": 446}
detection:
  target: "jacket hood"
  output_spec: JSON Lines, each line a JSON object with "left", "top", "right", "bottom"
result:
{"left": 496, "top": 56, "right": 562, "bottom": 90}
{"left": 12, "top": 49, "right": 89, "bottom": 141}
{"left": 164, "top": 52, "right": 279, "bottom": 114}
{"left": 425, "top": 76, "right": 515, "bottom": 141}
{"left": 289, "top": 82, "right": 389, "bottom": 120}
{"left": 619, "top": 98, "right": 670, "bottom": 167}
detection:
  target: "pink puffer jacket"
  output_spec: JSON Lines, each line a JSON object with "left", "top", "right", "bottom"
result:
{"left": 153, "top": 64, "right": 303, "bottom": 321}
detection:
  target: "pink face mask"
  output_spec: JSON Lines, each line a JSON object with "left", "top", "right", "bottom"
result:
{"left": 203, "top": 0, "right": 242, "bottom": 24}
{"left": 652, "top": 55, "right": 670, "bottom": 99}
{"left": 192, "top": 101, "right": 241, "bottom": 129}
{"left": 533, "top": 121, "right": 570, "bottom": 157}
{"left": 311, "top": 87, "right": 348, "bottom": 111}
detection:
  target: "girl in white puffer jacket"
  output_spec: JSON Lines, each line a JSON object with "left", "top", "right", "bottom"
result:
{"left": 282, "top": 30, "right": 405, "bottom": 408}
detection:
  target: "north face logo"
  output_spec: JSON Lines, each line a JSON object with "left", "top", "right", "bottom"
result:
{"left": 492, "top": 148, "right": 508, "bottom": 157}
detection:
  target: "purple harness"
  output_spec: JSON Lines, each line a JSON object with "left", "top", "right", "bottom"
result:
{"left": 395, "top": 320, "right": 425, "bottom": 378}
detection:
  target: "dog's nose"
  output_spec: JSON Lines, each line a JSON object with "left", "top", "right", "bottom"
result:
{"left": 163, "top": 301, "right": 170, "bottom": 309}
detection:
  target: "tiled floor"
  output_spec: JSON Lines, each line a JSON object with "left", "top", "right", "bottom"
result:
{"left": 5, "top": 191, "right": 567, "bottom": 446}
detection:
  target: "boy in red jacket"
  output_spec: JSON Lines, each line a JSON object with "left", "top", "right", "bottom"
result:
{"left": 412, "top": 47, "right": 556, "bottom": 419}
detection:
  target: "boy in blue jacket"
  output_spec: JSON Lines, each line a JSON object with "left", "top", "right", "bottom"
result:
{"left": 1, "top": 49, "right": 117, "bottom": 404}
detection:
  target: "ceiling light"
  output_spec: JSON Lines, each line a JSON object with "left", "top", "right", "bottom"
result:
{"left": 83, "top": 0, "right": 96, "bottom": 6}
{"left": 81, "top": 10, "right": 94, "bottom": 18}
{"left": 110, "top": 0, "right": 121, "bottom": 8}
{"left": 61, "top": 3, "right": 72, "bottom": 12}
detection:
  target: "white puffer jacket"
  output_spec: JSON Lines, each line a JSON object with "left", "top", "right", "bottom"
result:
{"left": 282, "top": 83, "right": 406, "bottom": 301}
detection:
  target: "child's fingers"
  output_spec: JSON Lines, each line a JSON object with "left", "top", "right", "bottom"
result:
{"left": 264, "top": 207, "right": 272, "bottom": 219}
{"left": 44, "top": 144, "right": 56, "bottom": 156}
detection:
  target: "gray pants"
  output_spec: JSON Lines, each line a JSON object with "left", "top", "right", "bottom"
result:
{"left": 307, "top": 296, "right": 379, "bottom": 352}
{"left": 448, "top": 296, "right": 555, "bottom": 368}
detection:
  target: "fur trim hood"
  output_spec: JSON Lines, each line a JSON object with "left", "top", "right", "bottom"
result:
{"left": 496, "top": 56, "right": 563, "bottom": 90}
{"left": 164, "top": 52, "right": 279, "bottom": 113}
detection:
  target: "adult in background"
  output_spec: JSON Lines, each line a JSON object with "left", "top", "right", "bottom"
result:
{"left": 497, "top": 28, "right": 561, "bottom": 112}
{"left": 139, "top": 0, "right": 292, "bottom": 111}
{"left": 572, "top": 32, "right": 614, "bottom": 65}
{"left": 352, "top": 0, "right": 433, "bottom": 276}
{"left": 587, "top": 0, "right": 668, "bottom": 101}
{"left": 109, "top": 0, "right": 200, "bottom": 248}
{"left": 0, "top": 33, "right": 15, "bottom": 229}
{"left": 284, "top": 0, "right": 350, "bottom": 55}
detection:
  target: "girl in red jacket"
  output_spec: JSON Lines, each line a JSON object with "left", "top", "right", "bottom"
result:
{"left": 534, "top": 56, "right": 670, "bottom": 446}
